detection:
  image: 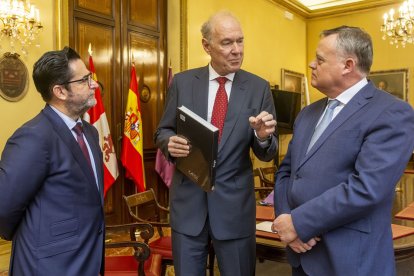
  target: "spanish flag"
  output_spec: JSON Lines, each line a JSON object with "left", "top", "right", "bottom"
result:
{"left": 121, "top": 64, "right": 146, "bottom": 192}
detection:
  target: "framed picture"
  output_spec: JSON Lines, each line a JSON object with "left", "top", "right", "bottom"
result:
{"left": 281, "top": 69, "right": 305, "bottom": 107}
{"left": 368, "top": 69, "right": 409, "bottom": 101}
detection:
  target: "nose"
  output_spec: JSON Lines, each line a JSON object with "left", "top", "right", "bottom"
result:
{"left": 309, "top": 60, "right": 316, "bottom": 69}
{"left": 231, "top": 42, "right": 242, "bottom": 53}
{"left": 90, "top": 78, "right": 99, "bottom": 89}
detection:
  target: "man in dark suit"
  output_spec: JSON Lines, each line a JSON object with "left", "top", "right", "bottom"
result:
{"left": 0, "top": 47, "right": 105, "bottom": 275}
{"left": 273, "top": 26, "right": 414, "bottom": 276}
{"left": 155, "top": 11, "right": 277, "bottom": 276}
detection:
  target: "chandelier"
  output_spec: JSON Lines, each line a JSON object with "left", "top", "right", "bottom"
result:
{"left": 381, "top": 0, "right": 414, "bottom": 48}
{"left": 0, "top": 0, "right": 43, "bottom": 55}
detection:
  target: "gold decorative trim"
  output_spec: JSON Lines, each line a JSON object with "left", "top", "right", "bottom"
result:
{"left": 180, "top": 0, "right": 188, "bottom": 71}
{"left": 55, "top": 0, "right": 70, "bottom": 49}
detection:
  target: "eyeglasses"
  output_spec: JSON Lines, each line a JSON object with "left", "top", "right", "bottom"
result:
{"left": 60, "top": 73, "right": 93, "bottom": 87}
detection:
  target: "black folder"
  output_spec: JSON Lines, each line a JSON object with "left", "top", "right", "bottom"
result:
{"left": 176, "top": 106, "right": 219, "bottom": 191}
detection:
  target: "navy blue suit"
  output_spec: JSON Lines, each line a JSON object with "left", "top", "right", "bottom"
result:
{"left": 0, "top": 105, "right": 105, "bottom": 275}
{"left": 275, "top": 82, "right": 414, "bottom": 275}
{"left": 155, "top": 66, "right": 278, "bottom": 274}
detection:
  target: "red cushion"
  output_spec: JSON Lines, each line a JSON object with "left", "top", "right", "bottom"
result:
{"left": 149, "top": 236, "right": 173, "bottom": 259}
{"left": 105, "top": 253, "right": 162, "bottom": 276}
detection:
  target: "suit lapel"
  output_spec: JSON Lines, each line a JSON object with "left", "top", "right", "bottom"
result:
{"left": 82, "top": 123, "right": 104, "bottom": 199}
{"left": 298, "top": 83, "right": 374, "bottom": 169}
{"left": 42, "top": 105, "right": 102, "bottom": 200}
{"left": 219, "top": 71, "right": 247, "bottom": 151}
{"left": 192, "top": 67, "right": 210, "bottom": 121}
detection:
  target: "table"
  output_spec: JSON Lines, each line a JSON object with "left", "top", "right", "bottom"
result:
{"left": 256, "top": 172, "right": 414, "bottom": 262}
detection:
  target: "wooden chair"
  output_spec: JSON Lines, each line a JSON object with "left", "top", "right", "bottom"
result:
{"left": 105, "top": 222, "right": 162, "bottom": 276}
{"left": 123, "top": 188, "right": 216, "bottom": 275}
{"left": 123, "top": 189, "right": 172, "bottom": 274}
{"left": 254, "top": 167, "right": 274, "bottom": 200}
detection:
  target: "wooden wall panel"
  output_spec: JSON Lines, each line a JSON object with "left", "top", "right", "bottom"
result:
{"left": 129, "top": 0, "right": 158, "bottom": 30}
{"left": 129, "top": 33, "right": 160, "bottom": 149}
{"left": 77, "top": 0, "right": 113, "bottom": 16}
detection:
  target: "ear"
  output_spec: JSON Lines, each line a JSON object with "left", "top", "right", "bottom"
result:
{"left": 52, "top": 85, "right": 67, "bottom": 101}
{"left": 343, "top": 58, "right": 356, "bottom": 74}
{"left": 202, "top": 38, "right": 211, "bottom": 55}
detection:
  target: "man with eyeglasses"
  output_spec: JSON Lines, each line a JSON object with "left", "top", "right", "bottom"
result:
{"left": 0, "top": 46, "right": 105, "bottom": 275}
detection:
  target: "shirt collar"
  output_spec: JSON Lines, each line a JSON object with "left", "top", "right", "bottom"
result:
{"left": 332, "top": 78, "right": 368, "bottom": 105}
{"left": 208, "top": 63, "right": 235, "bottom": 82}
{"left": 49, "top": 104, "right": 82, "bottom": 130}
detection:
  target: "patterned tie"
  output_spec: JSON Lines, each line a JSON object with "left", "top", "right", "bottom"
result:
{"left": 73, "top": 123, "right": 93, "bottom": 170}
{"left": 307, "top": 99, "right": 340, "bottom": 153}
{"left": 211, "top": 77, "right": 228, "bottom": 142}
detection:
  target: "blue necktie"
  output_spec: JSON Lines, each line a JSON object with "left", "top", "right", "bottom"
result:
{"left": 307, "top": 99, "right": 340, "bottom": 153}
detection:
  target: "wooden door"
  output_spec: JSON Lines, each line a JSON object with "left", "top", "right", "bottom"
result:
{"left": 69, "top": 0, "right": 167, "bottom": 225}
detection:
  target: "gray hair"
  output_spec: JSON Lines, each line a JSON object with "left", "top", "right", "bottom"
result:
{"left": 321, "top": 26, "right": 373, "bottom": 74}
{"left": 201, "top": 11, "right": 240, "bottom": 41}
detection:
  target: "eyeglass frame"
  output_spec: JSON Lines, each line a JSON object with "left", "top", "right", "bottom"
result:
{"left": 59, "top": 73, "right": 93, "bottom": 87}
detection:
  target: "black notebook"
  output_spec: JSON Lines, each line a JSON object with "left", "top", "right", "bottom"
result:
{"left": 176, "top": 106, "right": 219, "bottom": 191}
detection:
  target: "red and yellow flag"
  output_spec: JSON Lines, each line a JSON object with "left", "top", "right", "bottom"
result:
{"left": 84, "top": 47, "right": 119, "bottom": 197}
{"left": 121, "top": 64, "right": 146, "bottom": 192}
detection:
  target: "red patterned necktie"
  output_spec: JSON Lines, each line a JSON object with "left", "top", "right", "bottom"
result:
{"left": 211, "top": 76, "right": 228, "bottom": 142}
{"left": 73, "top": 123, "right": 93, "bottom": 170}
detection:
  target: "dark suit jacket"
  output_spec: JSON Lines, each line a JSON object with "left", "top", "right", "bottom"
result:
{"left": 155, "top": 66, "right": 278, "bottom": 240}
{"left": 275, "top": 82, "right": 414, "bottom": 275}
{"left": 0, "top": 105, "right": 105, "bottom": 275}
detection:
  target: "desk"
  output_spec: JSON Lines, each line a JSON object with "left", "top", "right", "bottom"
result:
{"left": 256, "top": 172, "right": 414, "bottom": 262}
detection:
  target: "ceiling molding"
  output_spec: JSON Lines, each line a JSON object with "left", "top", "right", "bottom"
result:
{"left": 270, "top": 0, "right": 398, "bottom": 19}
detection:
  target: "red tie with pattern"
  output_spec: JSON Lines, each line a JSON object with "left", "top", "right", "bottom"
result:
{"left": 73, "top": 123, "right": 93, "bottom": 170}
{"left": 211, "top": 77, "right": 228, "bottom": 143}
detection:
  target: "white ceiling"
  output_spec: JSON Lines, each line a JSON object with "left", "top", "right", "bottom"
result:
{"left": 297, "top": 0, "right": 364, "bottom": 10}
{"left": 274, "top": 0, "right": 397, "bottom": 18}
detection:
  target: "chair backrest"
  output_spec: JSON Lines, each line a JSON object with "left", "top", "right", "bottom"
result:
{"left": 258, "top": 166, "right": 277, "bottom": 187}
{"left": 123, "top": 189, "right": 169, "bottom": 237}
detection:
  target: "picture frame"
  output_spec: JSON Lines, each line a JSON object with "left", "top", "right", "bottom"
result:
{"left": 368, "top": 69, "right": 409, "bottom": 101}
{"left": 281, "top": 69, "right": 306, "bottom": 107}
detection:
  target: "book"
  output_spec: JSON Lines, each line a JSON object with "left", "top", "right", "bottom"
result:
{"left": 391, "top": 224, "right": 414, "bottom": 240}
{"left": 176, "top": 106, "right": 219, "bottom": 191}
{"left": 255, "top": 221, "right": 280, "bottom": 240}
{"left": 395, "top": 206, "right": 414, "bottom": 221}
{"left": 256, "top": 205, "right": 276, "bottom": 221}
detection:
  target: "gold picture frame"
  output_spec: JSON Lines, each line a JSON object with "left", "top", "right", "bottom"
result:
{"left": 368, "top": 69, "right": 409, "bottom": 101}
{"left": 281, "top": 69, "right": 305, "bottom": 107}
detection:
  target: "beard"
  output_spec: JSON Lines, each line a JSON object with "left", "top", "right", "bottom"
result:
{"left": 65, "top": 90, "right": 97, "bottom": 118}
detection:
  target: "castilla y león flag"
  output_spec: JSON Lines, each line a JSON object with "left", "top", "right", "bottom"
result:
{"left": 121, "top": 64, "right": 146, "bottom": 192}
{"left": 83, "top": 53, "right": 119, "bottom": 197}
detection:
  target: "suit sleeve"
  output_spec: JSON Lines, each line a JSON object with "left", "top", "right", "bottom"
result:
{"left": 0, "top": 126, "right": 49, "bottom": 240}
{"left": 251, "top": 81, "right": 278, "bottom": 162}
{"left": 291, "top": 101, "right": 414, "bottom": 242}
{"left": 154, "top": 76, "right": 179, "bottom": 162}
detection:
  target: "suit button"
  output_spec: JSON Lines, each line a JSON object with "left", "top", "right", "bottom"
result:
{"left": 98, "top": 229, "right": 103, "bottom": 234}
{"left": 295, "top": 175, "right": 301, "bottom": 180}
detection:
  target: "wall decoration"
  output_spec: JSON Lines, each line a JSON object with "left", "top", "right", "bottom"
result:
{"left": 369, "top": 69, "right": 409, "bottom": 101}
{"left": 281, "top": 69, "right": 305, "bottom": 107}
{"left": 0, "top": 52, "right": 29, "bottom": 102}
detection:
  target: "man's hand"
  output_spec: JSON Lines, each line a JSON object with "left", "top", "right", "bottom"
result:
{"left": 272, "top": 214, "right": 297, "bottom": 244}
{"left": 288, "top": 237, "right": 320, "bottom": 253}
{"left": 168, "top": 135, "right": 190, "bottom": 157}
{"left": 249, "top": 111, "right": 276, "bottom": 140}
